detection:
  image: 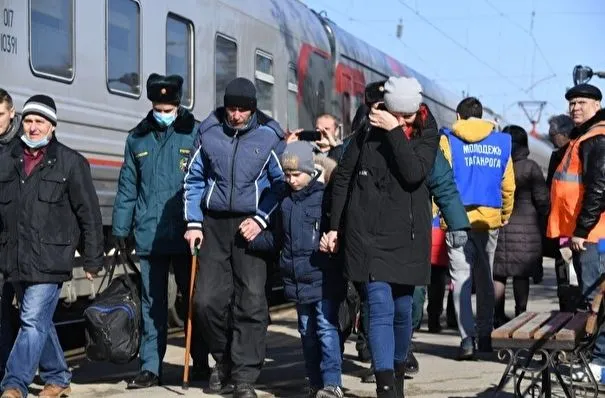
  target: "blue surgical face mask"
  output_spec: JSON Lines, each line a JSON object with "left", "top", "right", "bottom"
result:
{"left": 21, "top": 133, "right": 50, "bottom": 149}
{"left": 153, "top": 111, "right": 176, "bottom": 127}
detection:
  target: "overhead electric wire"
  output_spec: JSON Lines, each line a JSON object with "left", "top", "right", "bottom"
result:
{"left": 483, "top": 0, "right": 557, "bottom": 80}
{"left": 395, "top": 0, "right": 527, "bottom": 93}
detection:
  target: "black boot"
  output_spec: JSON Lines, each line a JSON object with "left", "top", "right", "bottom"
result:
{"left": 375, "top": 370, "right": 396, "bottom": 398}
{"left": 361, "top": 366, "right": 376, "bottom": 383}
{"left": 126, "top": 370, "right": 160, "bottom": 389}
{"left": 404, "top": 351, "right": 419, "bottom": 375}
{"left": 394, "top": 362, "right": 406, "bottom": 398}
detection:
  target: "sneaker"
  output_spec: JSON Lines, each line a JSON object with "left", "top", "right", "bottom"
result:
{"left": 316, "top": 385, "right": 344, "bottom": 398}
{"left": 457, "top": 337, "right": 475, "bottom": 360}
{"left": 361, "top": 367, "right": 376, "bottom": 383}
{"left": 404, "top": 351, "right": 419, "bottom": 375}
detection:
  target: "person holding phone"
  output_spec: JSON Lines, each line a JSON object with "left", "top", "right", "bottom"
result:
{"left": 286, "top": 114, "right": 345, "bottom": 161}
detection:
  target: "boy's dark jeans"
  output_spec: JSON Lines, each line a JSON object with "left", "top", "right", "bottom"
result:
{"left": 297, "top": 299, "right": 342, "bottom": 388}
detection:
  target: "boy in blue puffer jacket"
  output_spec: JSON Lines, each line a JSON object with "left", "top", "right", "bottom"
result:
{"left": 251, "top": 141, "right": 344, "bottom": 398}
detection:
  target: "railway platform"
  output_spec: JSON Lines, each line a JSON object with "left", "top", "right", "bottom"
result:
{"left": 30, "top": 259, "right": 602, "bottom": 397}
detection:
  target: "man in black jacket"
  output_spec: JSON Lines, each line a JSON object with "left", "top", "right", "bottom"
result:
{"left": 0, "top": 95, "right": 104, "bottom": 398}
{"left": 548, "top": 83, "right": 605, "bottom": 382}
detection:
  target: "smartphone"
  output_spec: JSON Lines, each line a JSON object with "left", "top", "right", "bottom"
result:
{"left": 298, "top": 130, "right": 322, "bottom": 141}
{"left": 365, "top": 80, "right": 387, "bottom": 106}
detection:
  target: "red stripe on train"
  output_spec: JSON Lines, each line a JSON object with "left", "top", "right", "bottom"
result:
{"left": 87, "top": 157, "right": 123, "bottom": 167}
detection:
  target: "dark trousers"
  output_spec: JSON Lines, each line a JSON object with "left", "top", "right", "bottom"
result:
{"left": 427, "top": 267, "right": 448, "bottom": 323}
{"left": 139, "top": 254, "right": 208, "bottom": 376}
{"left": 193, "top": 213, "right": 268, "bottom": 384}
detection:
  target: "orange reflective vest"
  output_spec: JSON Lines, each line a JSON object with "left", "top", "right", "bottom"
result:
{"left": 547, "top": 122, "right": 605, "bottom": 242}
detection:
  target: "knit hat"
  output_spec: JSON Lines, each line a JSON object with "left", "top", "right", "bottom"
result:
{"left": 281, "top": 141, "right": 315, "bottom": 175}
{"left": 383, "top": 76, "right": 423, "bottom": 114}
{"left": 224, "top": 77, "right": 257, "bottom": 110}
{"left": 146, "top": 73, "right": 183, "bottom": 104}
{"left": 22, "top": 94, "right": 57, "bottom": 126}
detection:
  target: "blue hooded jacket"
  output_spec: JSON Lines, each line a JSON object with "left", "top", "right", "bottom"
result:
{"left": 184, "top": 108, "right": 285, "bottom": 229}
{"left": 250, "top": 175, "right": 344, "bottom": 304}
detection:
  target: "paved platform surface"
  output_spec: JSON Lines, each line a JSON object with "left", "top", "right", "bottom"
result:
{"left": 26, "top": 259, "right": 602, "bottom": 397}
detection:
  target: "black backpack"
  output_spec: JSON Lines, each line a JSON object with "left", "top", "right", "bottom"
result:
{"left": 83, "top": 250, "right": 141, "bottom": 364}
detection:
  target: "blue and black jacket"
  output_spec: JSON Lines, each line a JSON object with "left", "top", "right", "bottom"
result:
{"left": 184, "top": 108, "right": 285, "bottom": 229}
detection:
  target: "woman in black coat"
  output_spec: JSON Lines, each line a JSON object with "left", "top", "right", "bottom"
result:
{"left": 493, "top": 125, "right": 549, "bottom": 324}
{"left": 321, "top": 77, "right": 439, "bottom": 398}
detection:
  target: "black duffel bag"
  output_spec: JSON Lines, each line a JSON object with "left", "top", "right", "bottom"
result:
{"left": 83, "top": 249, "right": 141, "bottom": 364}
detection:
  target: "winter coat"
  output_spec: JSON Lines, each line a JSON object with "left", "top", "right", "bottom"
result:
{"left": 439, "top": 119, "right": 515, "bottom": 229}
{"left": 0, "top": 138, "right": 104, "bottom": 283}
{"left": 329, "top": 105, "right": 439, "bottom": 286}
{"left": 568, "top": 109, "right": 605, "bottom": 239}
{"left": 184, "top": 108, "right": 285, "bottom": 230}
{"left": 112, "top": 107, "right": 198, "bottom": 255}
{"left": 494, "top": 146, "right": 549, "bottom": 277}
{"left": 250, "top": 173, "right": 344, "bottom": 304}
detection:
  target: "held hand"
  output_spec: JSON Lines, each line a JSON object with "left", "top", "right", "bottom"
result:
{"left": 368, "top": 106, "right": 399, "bottom": 131}
{"left": 239, "top": 218, "right": 262, "bottom": 242}
{"left": 184, "top": 230, "right": 204, "bottom": 255}
{"left": 320, "top": 230, "right": 339, "bottom": 253}
{"left": 85, "top": 271, "right": 97, "bottom": 281}
{"left": 571, "top": 236, "right": 587, "bottom": 252}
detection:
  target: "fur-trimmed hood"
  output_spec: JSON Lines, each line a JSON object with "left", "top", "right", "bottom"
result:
{"left": 314, "top": 155, "right": 337, "bottom": 184}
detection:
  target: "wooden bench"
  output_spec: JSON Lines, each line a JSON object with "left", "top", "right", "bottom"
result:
{"left": 491, "top": 277, "right": 605, "bottom": 397}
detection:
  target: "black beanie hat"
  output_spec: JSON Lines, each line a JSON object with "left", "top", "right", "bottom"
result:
{"left": 22, "top": 94, "right": 57, "bottom": 126}
{"left": 224, "top": 77, "right": 257, "bottom": 111}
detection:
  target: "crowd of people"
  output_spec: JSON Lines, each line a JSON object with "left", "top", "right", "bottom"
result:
{"left": 0, "top": 72, "right": 602, "bottom": 398}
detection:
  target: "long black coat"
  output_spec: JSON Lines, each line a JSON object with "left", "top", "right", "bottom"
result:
{"left": 330, "top": 108, "right": 439, "bottom": 286}
{"left": 0, "top": 138, "right": 104, "bottom": 283}
{"left": 494, "top": 147, "right": 549, "bottom": 277}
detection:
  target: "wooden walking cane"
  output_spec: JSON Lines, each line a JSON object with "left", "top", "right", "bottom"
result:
{"left": 183, "top": 238, "right": 201, "bottom": 390}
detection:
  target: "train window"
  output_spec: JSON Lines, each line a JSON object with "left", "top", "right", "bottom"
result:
{"left": 287, "top": 64, "right": 298, "bottom": 130}
{"left": 166, "top": 14, "right": 194, "bottom": 108}
{"left": 215, "top": 34, "right": 237, "bottom": 108}
{"left": 107, "top": 0, "right": 141, "bottom": 97}
{"left": 255, "top": 51, "right": 274, "bottom": 117}
{"left": 29, "top": 0, "right": 74, "bottom": 82}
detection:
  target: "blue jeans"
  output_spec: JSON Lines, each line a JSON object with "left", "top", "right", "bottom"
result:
{"left": 139, "top": 255, "right": 207, "bottom": 376}
{"left": 296, "top": 299, "right": 342, "bottom": 388}
{"left": 364, "top": 281, "right": 414, "bottom": 371}
{"left": 1, "top": 283, "right": 69, "bottom": 397}
{"left": 0, "top": 277, "right": 16, "bottom": 378}
{"left": 572, "top": 243, "right": 605, "bottom": 366}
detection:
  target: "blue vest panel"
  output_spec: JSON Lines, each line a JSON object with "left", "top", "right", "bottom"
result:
{"left": 443, "top": 129, "right": 511, "bottom": 208}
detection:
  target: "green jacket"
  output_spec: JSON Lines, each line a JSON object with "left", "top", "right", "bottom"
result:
{"left": 427, "top": 149, "right": 470, "bottom": 231}
{"left": 112, "top": 107, "right": 198, "bottom": 255}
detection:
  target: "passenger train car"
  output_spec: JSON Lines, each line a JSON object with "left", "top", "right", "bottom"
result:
{"left": 0, "top": 0, "right": 553, "bottom": 322}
